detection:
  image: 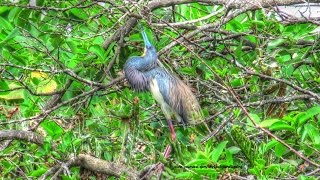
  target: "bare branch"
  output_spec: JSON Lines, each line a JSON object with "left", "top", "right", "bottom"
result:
{"left": 0, "top": 130, "right": 43, "bottom": 145}
{"left": 40, "top": 154, "right": 138, "bottom": 180}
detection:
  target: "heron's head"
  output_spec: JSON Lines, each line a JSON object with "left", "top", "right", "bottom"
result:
{"left": 142, "top": 30, "right": 156, "bottom": 52}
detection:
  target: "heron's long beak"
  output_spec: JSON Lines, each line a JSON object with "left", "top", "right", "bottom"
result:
{"left": 141, "top": 30, "right": 152, "bottom": 48}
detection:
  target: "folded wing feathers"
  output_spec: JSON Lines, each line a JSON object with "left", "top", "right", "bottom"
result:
{"left": 169, "top": 76, "right": 203, "bottom": 125}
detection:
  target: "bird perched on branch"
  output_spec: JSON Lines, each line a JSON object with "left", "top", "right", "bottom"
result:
{"left": 124, "top": 29, "right": 203, "bottom": 141}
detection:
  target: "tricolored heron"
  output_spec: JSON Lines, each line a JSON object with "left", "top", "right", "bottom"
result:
{"left": 124, "top": 29, "right": 203, "bottom": 141}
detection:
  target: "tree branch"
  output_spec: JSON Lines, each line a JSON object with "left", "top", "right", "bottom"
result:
{"left": 40, "top": 154, "right": 138, "bottom": 180}
{"left": 0, "top": 130, "right": 43, "bottom": 145}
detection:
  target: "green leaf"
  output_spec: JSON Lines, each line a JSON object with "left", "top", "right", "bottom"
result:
{"left": 211, "top": 141, "right": 228, "bottom": 162}
{"left": 304, "top": 123, "right": 320, "bottom": 145}
{"left": 41, "top": 120, "right": 63, "bottom": 140}
{"left": 270, "top": 121, "right": 295, "bottom": 131}
{"left": 265, "top": 164, "right": 280, "bottom": 176}
{"left": 193, "top": 168, "right": 217, "bottom": 176}
{"left": 29, "top": 168, "right": 47, "bottom": 177}
{"left": 49, "top": 34, "right": 64, "bottom": 48}
{"left": 259, "top": 119, "right": 280, "bottom": 127}
{"left": 69, "top": 8, "right": 88, "bottom": 20}
{"left": 224, "top": 149, "right": 233, "bottom": 165}
{"left": 275, "top": 143, "right": 287, "bottom": 157}
{"left": 297, "top": 106, "right": 320, "bottom": 125}
{"left": 179, "top": 66, "right": 195, "bottom": 75}
{"left": 11, "top": 53, "right": 26, "bottom": 65}
{"left": 282, "top": 65, "right": 294, "bottom": 78}
{"left": 247, "top": 113, "right": 261, "bottom": 131}
{"left": 268, "top": 38, "right": 285, "bottom": 49}
{"left": 254, "top": 159, "right": 266, "bottom": 169}
{"left": 1, "top": 48, "right": 10, "bottom": 59}
{"left": 0, "top": 83, "right": 24, "bottom": 100}
{"left": 186, "top": 159, "right": 209, "bottom": 166}
{"left": 227, "top": 146, "right": 241, "bottom": 154}
{"left": 0, "top": 79, "right": 9, "bottom": 90}
{"left": 15, "top": 9, "right": 31, "bottom": 27}
{"left": 175, "top": 172, "right": 193, "bottom": 178}
{"left": 231, "top": 78, "right": 244, "bottom": 87}
{"left": 36, "top": 79, "right": 58, "bottom": 94}
{"left": 0, "top": 16, "right": 13, "bottom": 30}
{"left": 0, "top": 28, "right": 19, "bottom": 48}
{"left": 196, "top": 151, "right": 209, "bottom": 160}
{"left": 264, "top": 139, "right": 278, "bottom": 152}
{"left": 89, "top": 44, "right": 105, "bottom": 60}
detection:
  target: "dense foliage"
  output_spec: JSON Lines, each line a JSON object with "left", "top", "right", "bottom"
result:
{"left": 0, "top": 0, "right": 319, "bottom": 179}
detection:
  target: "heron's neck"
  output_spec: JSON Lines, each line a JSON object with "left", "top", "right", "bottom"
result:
{"left": 143, "top": 48, "right": 157, "bottom": 64}
{"left": 124, "top": 56, "right": 156, "bottom": 72}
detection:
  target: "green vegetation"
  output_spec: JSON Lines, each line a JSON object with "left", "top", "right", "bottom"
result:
{"left": 0, "top": 1, "right": 319, "bottom": 179}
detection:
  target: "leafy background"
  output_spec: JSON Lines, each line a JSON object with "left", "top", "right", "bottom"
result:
{"left": 0, "top": 0, "right": 319, "bottom": 179}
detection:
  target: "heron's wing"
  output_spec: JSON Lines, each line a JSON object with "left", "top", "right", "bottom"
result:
{"left": 148, "top": 67, "right": 203, "bottom": 125}
{"left": 169, "top": 75, "right": 204, "bottom": 125}
{"left": 123, "top": 57, "right": 150, "bottom": 92}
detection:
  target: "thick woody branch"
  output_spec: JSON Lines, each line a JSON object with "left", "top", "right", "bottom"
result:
{"left": 40, "top": 154, "right": 138, "bottom": 180}
{"left": 0, "top": 130, "right": 43, "bottom": 145}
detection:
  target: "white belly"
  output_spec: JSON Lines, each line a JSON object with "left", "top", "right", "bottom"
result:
{"left": 150, "top": 78, "right": 172, "bottom": 119}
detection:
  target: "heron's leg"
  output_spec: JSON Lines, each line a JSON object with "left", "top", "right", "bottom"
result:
{"left": 166, "top": 119, "right": 176, "bottom": 141}
{"left": 160, "top": 103, "right": 177, "bottom": 142}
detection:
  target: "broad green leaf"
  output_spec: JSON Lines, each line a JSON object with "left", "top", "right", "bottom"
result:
{"left": 28, "top": 168, "right": 47, "bottom": 177}
{"left": 227, "top": 146, "right": 241, "bottom": 154}
{"left": 297, "top": 106, "right": 320, "bottom": 125}
{"left": 304, "top": 123, "right": 320, "bottom": 145}
{"left": 270, "top": 121, "right": 295, "bottom": 131}
{"left": 259, "top": 119, "right": 280, "bottom": 128}
{"left": 0, "top": 83, "right": 24, "bottom": 100}
{"left": 0, "top": 28, "right": 19, "bottom": 47}
{"left": 36, "top": 79, "right": 58, "bottom": 94}
{"left": 193, "top": 168, "right": 217, "bottom": 176}
{"left": 49, "top": 34, "right": 64, "bottom": 48}
{"left": 66, "top": 39, "right": 78, "bottom": 54}
{"left": 268, "top": 38, "right": 285, "bottom": 49}
{"left": 175, "top": 172, "right": 193, "bottom": 178}
{"left": 275, "top": 143, "right": 287, "bottom": 157}
{"left": 11, "top": 53, "right": 26, "bottom": 65}
{"left": 15, "top": 9, "right": 31, "bottom": 27}
{"left": 89, "top": 44, "right": 105, "bottom": 60}
{"left": 0, "top": 16, "right": 13, "bottom": 30}
{"left": 31, "top": 71, "right": 49, "bottom": 79}
{"left": 1, "top": 48, "right": 10, "bottom": 59}
{"left": 69, "top": 8, "right": 88, "bottom": 20}
{"left": 180, "top": 66, "right": 196, "bottom": 75}
{"left": 231, "top": 78, "right": 244, "bottom": 87}
{"left": 278, "top": 54, "right": 291, "bottom": 63}
{"left": 254, "top": 159, "right": 266, "bottom": 169}
{"left": 264, "top": 140, "right": 278, "bottom": 152}
{"left": 41, "top": 120, "right": 63, "bottom": 139}
{"left": 247, "top": 113, "right": 260, "bottom": 131}
{"left": 196, "top": 151, "right": 209, "bottom": 160}
{"left": 265, "top": 164, "right": 280, "bottom": 176}
{"left": 211, "top": 141, "right": 228, "bottom": 162}
{"left": 186, "top": 159, "right": 209, "bottom": 166}
{"left": 0, "top": 79, "right": 9, "bottom": 90}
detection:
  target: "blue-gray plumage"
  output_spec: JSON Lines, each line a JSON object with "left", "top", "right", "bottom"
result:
{"left": 124, "top": 29, "right": 203, "bottom": 140}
